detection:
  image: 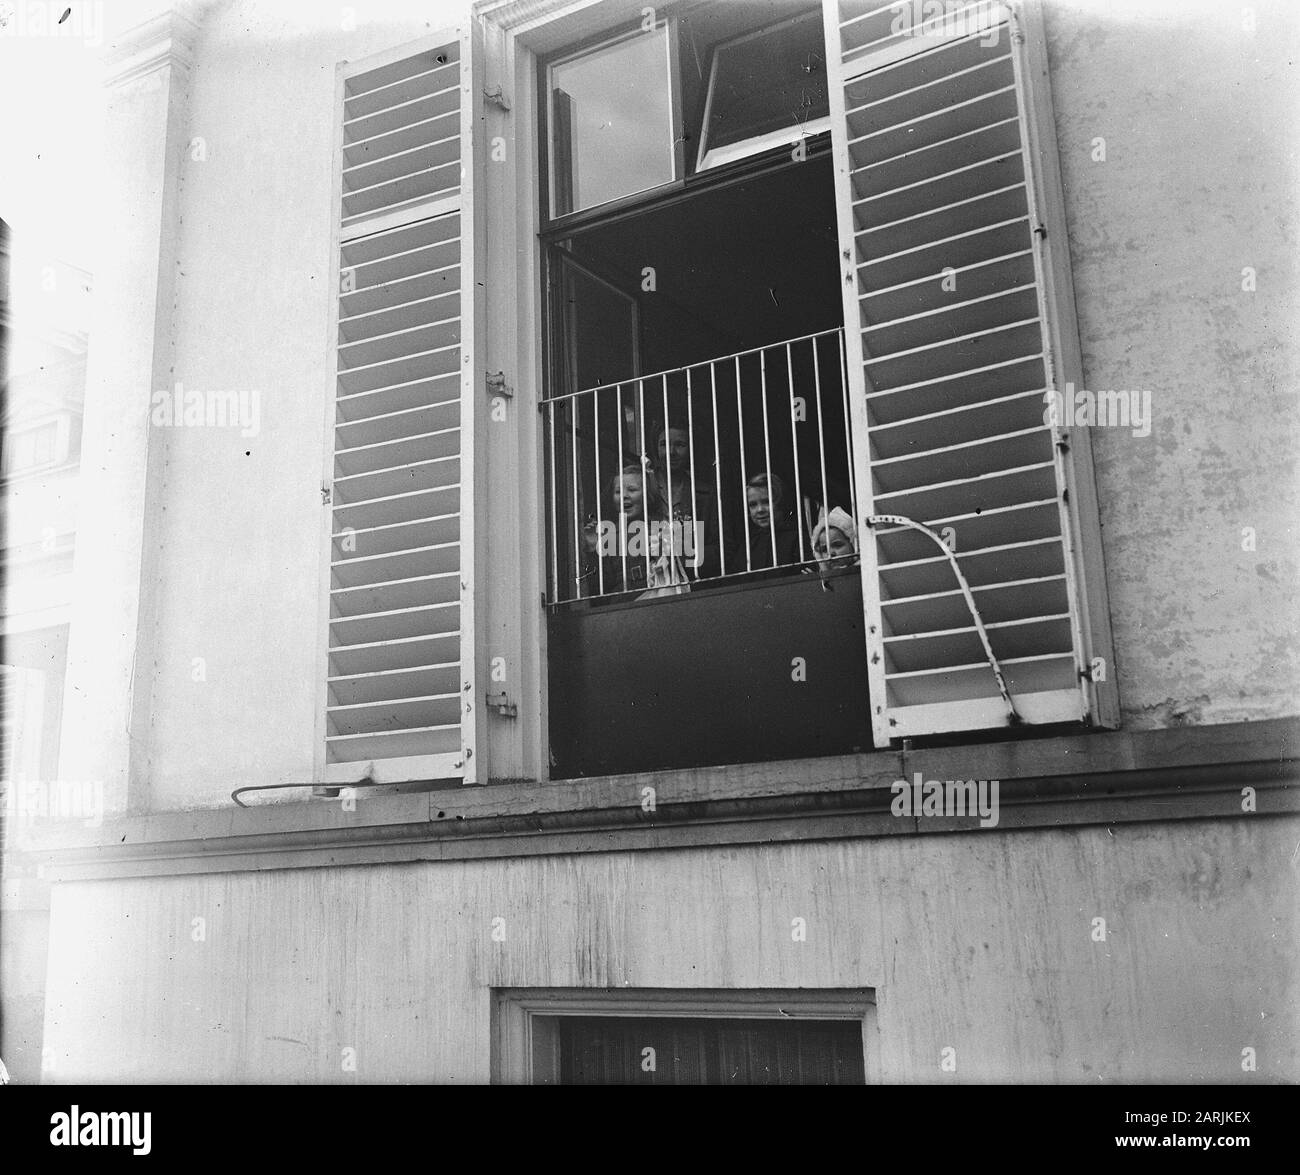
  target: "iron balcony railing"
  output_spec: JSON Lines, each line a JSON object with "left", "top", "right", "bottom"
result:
{"left": 541, "top": 327, "right": 859, "bottom": 604}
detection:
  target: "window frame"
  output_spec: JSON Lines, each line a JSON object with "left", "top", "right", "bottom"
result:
{"left": 491, "top": 986, "right": 878, "bottom": 1084}
{"left": 538, "top": 10, "right": 688, "bottom": 233}
{"left": 479, "top": 0, "right": 1118, "bottom": 787}
{"left": 693, "top": 6, "right": 832, "bottom": 173}
{"left": 1, "top": 413, "right": 72, "bottom": 479}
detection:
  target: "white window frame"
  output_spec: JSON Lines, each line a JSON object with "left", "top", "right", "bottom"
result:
{"left": 491, "top": 986, "right": 879, "bottom": 1084}
{"left": 2, "top": 413, "right": 72, "bottom": 479}
{"left": 694, "top": 7, "right": 832, "bottom": 172}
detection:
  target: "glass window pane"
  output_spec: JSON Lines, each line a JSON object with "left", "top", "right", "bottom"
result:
{"left": 698, "top": 10, "right": 829, "bottom": 170}
{"left": 550, "top": 27, "right": 675, "bottom": 217}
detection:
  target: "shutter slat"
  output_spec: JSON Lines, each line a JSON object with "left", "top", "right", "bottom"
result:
{"left": 328, "top": 662, "right": 460, "bottom": 707}
{"left": 327, "top": 694, "right": 461, "bottom": 737}
{"left": 332, "top": 512, "right": 459, "bottom": 557}
{"left": 340, "top": 293, "right": 460, "bottom": 344}
{"left": 334, "top": 426, "right": 461, "bottom": 475}
{"left": 336, "top": 374, "right": 460, "bottom": 423}
{"left": 337, "top": 321, "right": 462, "bottom": 372}
{"left": 335, "top": 401, "right": 460, "bottom": 450}
{"left": 330, "top": 485, "right": 460, "bottom": 531}
{"left": 333, "top": 550, "right": 460, "bottom": 592}
{"left": 858, "top": 183, "right": 1028, "bottom": 252}
{"left": 336, "top": 342, "right": 460, "bottom": 396}
{"left": 332, "top": 454, "right": 459, "bottom": 504}
{"left": 871, "top": 427, "right": 1051, "bottom": 492}
{"left": 326, "top": 726, "right": 460, "bottom": 763}
{"left": 331, "top": 570, "right": 461, "bottom": 615}
{"left": 343, "top": 83, "right": 459, "bottom": 143}
{"left": 330, "top": 601, "right": 460, "bottom": 647}
{"left": 345, "top": 60, "right": 458, "bottom": 119}
{"left": 343, "top": 131, "right": 460, "bottom": 195}
{"left": 328, "top": 633, "right": 460, "bottom": 677}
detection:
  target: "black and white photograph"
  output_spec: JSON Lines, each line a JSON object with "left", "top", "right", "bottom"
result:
{"left": 0, "top": 0, "right": 1295, "bottom": 1122}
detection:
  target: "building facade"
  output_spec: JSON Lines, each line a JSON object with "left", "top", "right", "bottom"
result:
{"left": 3, "top": 0, "right": 1298, "bottom": 1083}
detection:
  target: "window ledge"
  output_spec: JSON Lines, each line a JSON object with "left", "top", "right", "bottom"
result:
{"left": 15, "top": 717, "right": 1300, "bottom": 881}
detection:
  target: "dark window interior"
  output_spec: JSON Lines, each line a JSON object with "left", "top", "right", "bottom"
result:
{"left": 542, "top": 3, "right": 870, "bottom": 778}
{"left": 556, "top": 1014, "right": 866, "bottom": 1084}
{"left": 557, "top": 155, "right": 840, "bottom": 376}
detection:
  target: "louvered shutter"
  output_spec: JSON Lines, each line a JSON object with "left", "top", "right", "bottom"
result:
{"left": 320, "top": 27, "right": 483, "bottom": 785}
{"left": 824, "top": 0, "right": 1118, "bottom": 746}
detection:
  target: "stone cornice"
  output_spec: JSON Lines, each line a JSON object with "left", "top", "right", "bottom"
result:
{"left": 13, "top": 718, "right": 1300, "bottom": 882}
{"left": 102, "top": 2, "right": 201, "bottom": 89}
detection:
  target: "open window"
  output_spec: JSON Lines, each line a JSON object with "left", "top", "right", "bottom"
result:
{"left": 695, "top": 8, "right": 831, "bottom": 172}
{"left": 539, "top": 5, "right": 866, "bottom": 779}
{"left": 536, "top": 0, "right": 1118, "bottom": 776}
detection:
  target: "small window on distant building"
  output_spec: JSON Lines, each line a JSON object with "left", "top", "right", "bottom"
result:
{"left": 2, "top": 418, "right": 66, "bottom": 477}
{"left": 549, "top": 24, "right": 676, "bottom": 217}
{"left": 695, "top": 9, "right": 829, "bottom": 172}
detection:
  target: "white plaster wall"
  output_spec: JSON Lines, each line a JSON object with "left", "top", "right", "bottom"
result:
{"left": 40, "top": 817, "right": 1300, "bottom": 1082}
{"left": 146, "top": 0, "right": 473, "bottom": 807}
{"left": 1045, "top": 0, "right": 1300, "bottom": 727}
{"left": 139, "top": 0, "right": 1299, "bottom": 807}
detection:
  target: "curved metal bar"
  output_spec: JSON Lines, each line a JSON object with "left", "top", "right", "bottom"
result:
{"left": 866, "top": 512, "right": 1023, "bottom": 726}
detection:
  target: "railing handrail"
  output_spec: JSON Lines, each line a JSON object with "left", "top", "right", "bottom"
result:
{"left": 538, "top": 326, "right": 846, "bottom": 405}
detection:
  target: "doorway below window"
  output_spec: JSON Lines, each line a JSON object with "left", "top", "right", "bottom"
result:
{"left": 493, "top": 987, "right": 876, "bottom": 1085}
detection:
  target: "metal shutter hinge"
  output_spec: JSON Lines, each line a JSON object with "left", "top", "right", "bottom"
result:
{"left": 486, "top": 691, "right": 517, "bottom": 718}
{"left": 483, "top": 85, "right": 511, "bottom": 111}
{"left": 486, "top": 370, "right": 513, "bottom": 398}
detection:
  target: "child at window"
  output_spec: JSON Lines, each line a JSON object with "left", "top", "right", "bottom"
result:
{"left": 596, "top": 462, "right": 675, "bottom": 597}
{"left": 728, "top": 471, "right": 804, "bottom": 573}
{"left": 811, "top": 505, "right": 858, "bottom": 571}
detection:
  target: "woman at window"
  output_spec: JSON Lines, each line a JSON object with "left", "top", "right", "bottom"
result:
{"left": 654, "top": 421, "right": 720, "bottom": 581}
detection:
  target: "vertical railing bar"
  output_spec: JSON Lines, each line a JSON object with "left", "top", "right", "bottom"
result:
{"left": 638, "top": 379, "right": 650, "bottom": 587}
{"left": 839, "top": 328, "right": 858, "bottom": 520}
{"left": 661, "top": 374, "right": 672, "bottom": 568}
{"left": 711, "top": 362, "right": 725, "bottom": 579}
{"left": 570, "top": 397, "right": 581, "bottom": 601}
{"left": 813, "top": 335, "right": 830, "bottom": 556}
{"left": 686, "top": 367, "right": 698, "bottom": 578}
{"left": 594, "top": 387, "right": 604, "bottom": 598}
{"left": 617, "top": 383, "right": 627, "bottom": 592}
{"left": 735, "top": 354, "right": 750, "bottom": 572}
{"left": 787, "top": 341, "right": 806, "bottom": 564}
{"left": 548, "top": 406, "right": 558, "bottom": 602}
{"left": 760, "top": 346, "right": 777, "bottom": 568}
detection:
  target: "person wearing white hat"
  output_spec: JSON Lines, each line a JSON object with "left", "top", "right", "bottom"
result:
{"left": 811, "top": 505, "right": 857, "bottom": 563}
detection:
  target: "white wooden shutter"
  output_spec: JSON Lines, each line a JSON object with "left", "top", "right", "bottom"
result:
{"left": 825, "top": 0, "right": 1119, "bottom": 746}
{"left": 320, "top": 27, "right": 484, "bottom": 785}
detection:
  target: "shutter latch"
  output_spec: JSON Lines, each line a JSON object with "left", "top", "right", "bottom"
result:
{"left": 483, "top": 85, "right": 511, "bottom": 111}
{"left": 486, "top": 370, "right": 513, "bottom": 398}
{"left": 486, "top": 691, "right": 517, "bottom": 718}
